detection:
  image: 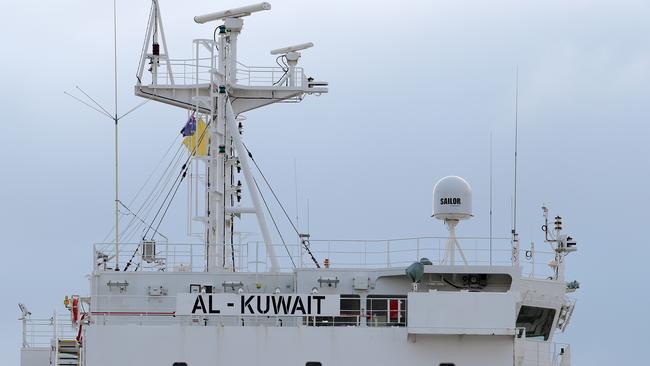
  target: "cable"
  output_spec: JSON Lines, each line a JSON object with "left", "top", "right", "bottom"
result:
{"left": 273, "top": 55, "right": 289, "bottom": 86}
{"left": 123, "top": 137, "right": 182, "bottom": 229}
{"left": 121, "top": 147, "right": 186, "bottom": 242}
{"left": 230, "top": 216, "right": 236, "bottom": 271}
{"left": 251, "top": 176, "right": 296, "bottom": 268}
{"left": 102, "top": 134, "right": 181, "bottom": 242}
{"left": 151, "top": 167, "right": 186, "bottom": 238}
{"left": 123, "top": 149, "right": 187, "bottom": 271}
{"left": 117, "top": 139, "right": 186, "bottom": 242}
{"left": 213, "top": 27, "right": 220, "bottom": 51}
{"left": 243, "top": 145, "right": 298, "bottom": 234}
{"left": 123, "top": 117, "right": 210, "bottom": 270}
{"left": 143, "top": 150, "right": 195, "bottom": 239}
{"left": 122, "top": 244, "right": 140, "bottom": 271}
{"left": 441, "top": 276, "right": 463, "bottom": 289}
{"left": 110, "top": 138, "right": 182, "bottom": 242}
{"left": 243, "top": 144, "right": 320, "bottom": 268}
{"left": 144, "top": 118, "right": 212, "bottom": 239}
{"left": 119, "top": 200, "right": 168, "bottom": 241}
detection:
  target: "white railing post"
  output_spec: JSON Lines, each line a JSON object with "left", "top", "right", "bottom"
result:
{"left": 195, "top": 43, "right": 200, "bottom": 86}
{"left": 255, "top": 242, "right": 259, "bottom": 273}
{"left": 190, "top": 244, "right": 193, "bottom": 271}
{"left": 364, "top": 241, "right": 367, "bottom": 267}
{"left": 386, "top": 241, "right": 390, "bottom": 267}
{"left": 21, "top": 317, "right": 27, "bottom": 348}
{"left": 52, "top": 310, "right": 57, "bottom": 345}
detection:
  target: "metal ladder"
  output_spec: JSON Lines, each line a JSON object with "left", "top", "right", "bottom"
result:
{"left": 56, "top": 339, "right": 80, "bottom": 366}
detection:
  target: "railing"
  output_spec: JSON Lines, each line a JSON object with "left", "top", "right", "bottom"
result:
{"left": 236, "top": 63, "right": 305, "bottom": 87}
{"left": 93, "top": 237, "right": 557, "bottom": 278}
{"left": 151, "top": 57, "right": 214, "bottom": 86}
{"left": 145, "top": 56, "right": 306, "bottom": 89}
{"left": 22, "top": 314, "right": 77, "bottom": 348}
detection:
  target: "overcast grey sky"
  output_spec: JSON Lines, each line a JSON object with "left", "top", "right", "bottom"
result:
{"left": 1, "top": 0, "right": 649, "bottom": 364}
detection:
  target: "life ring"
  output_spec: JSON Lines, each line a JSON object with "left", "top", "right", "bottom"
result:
{"left": 72, "top": 297, "right": 79, "bottom": 323}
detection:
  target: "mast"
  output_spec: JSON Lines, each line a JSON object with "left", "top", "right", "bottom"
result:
{"left": 113, "top": 0, "right": 119, "bottom": 270}
{"left": 134, "top": 2, "right": 328, "bottom": 272}
{"left": 511, "top": 67, "right": 520, "bottom": 266}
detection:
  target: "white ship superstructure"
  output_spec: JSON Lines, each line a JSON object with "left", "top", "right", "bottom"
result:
{"left": 19, "top": 2, "right": 579, "bottom": 366}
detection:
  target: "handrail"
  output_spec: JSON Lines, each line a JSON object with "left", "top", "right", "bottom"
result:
{"left": 92, "top": 237, "right": 557, "bottom": 279}
{"left": 21, "top": 315, "right": 77, "bottom": 348}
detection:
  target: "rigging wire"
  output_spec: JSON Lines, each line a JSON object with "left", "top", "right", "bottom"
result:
{"left": 119, "top": 201, "right": 169, "bottom": 241}
{"left": 127, "top": 146, "right": 187, "bottom": 239}
{"left": 125, "top": 134, "right": 182, "bottom": 211}
{"left": 143, "top": 154, "right": 194, "bottom": 239}
{"left": 149, "top": 123, "right": 210, "bottom": 238}
{"left": 251, "top": 176, "right": 296, "bottom": 268}
{"left": 143, "top": 118, "right": 212, "bottom": 240}
{"left": 122, "top": 149, "right": 188, "bottom": 271}
{"left": 122, "top": 117, "right": 210, "bottom": 271}
{"left": 150, "top": 163, "right": 188, "bottom": 239}
{"left": 101, "top": 133, "right": 182, "bottom": 242}
{"left": 112, "top": 141, "right": 185, "bottom": 243}
{"left": 242, "top": 143, "right": 320, "bottom": 268}
{"left": 120, "top": 143, "right": 186, "bottom": 241}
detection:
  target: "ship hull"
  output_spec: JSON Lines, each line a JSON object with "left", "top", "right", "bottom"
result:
{"left": 84, "top": 325, "right": 516, "bottom": 366}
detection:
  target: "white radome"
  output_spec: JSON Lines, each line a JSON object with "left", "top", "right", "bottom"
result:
{"left": 432, "top": 176, "right": 473, "bottom": 220}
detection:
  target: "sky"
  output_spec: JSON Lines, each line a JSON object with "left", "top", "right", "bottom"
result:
{"left": 1, "top": 0, "right": 649, "bottom": 364}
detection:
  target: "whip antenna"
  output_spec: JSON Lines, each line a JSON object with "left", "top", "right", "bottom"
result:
{"left": 489, "top": 130, "right": 493, "bottom": 265}
{"left": 64, "top": 0, "right": 152, "bottom": 270}
{"left": 513, "top": 66, "right": 519, "bottom": 235}
{"left": 511, "top": 66, "right": 520, "bottom": 265}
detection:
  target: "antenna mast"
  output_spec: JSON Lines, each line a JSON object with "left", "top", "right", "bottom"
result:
{"left": 113, "top": 0, "right": 120, "bottom": 270}
{"left": 489, "top": 130, "right": 493, "bottom": 265}
{"left": 65, "top": 1, "right": 152, "bottom": 270}
{"left": 511, "top": 67, "right": 520, "bottom": 266}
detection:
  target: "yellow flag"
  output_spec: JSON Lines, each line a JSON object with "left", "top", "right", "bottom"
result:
{"left": 183, "top": 117, "right": 209, "bottom": 156}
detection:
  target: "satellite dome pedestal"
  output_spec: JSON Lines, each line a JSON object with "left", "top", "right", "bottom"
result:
{"left": 432, "top": 176, "right": 473, "bottom": 265}
{"left": 441, "top": 219, "right": 468, "bottom": 265}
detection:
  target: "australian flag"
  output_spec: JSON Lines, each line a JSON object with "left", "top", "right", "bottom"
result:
{"left": 180, "top": 114, "right": 197, "bottom": 137}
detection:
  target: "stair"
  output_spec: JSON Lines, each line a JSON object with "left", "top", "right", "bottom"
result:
{"left": 56, "top": 339, "right": 80, "bottom": 366}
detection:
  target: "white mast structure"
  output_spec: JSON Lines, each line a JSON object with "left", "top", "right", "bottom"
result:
{"left": 135, "top": 1, "right": 328, "bottom": 272}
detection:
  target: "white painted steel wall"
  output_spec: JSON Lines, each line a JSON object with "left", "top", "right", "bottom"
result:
{"left": 20, "top": 348, "right": 50, "bottom": 366}
{"left": 407, "top": 291, "right": 516, "bottom": 335}
{"left": 516, "top": 339, "right": 558, "bottom": 366}
{"left": 84, "top": 325, "right": 514, "bottom": 366}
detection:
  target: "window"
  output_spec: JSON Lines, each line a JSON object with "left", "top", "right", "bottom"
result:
{"left": 304, "top": 295, "right": 360, "bottom": 327}
{"left": 516, "top": 306, "right": 556, "bottom": 340}
{"left": 334, "top": 295, "right": 361, "bottom": 326}
{"left": 306, "top": 362, "right": 322, "bottom": 366}
{"left": 366, "top": 295, "right": 407, "bottom": 327}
